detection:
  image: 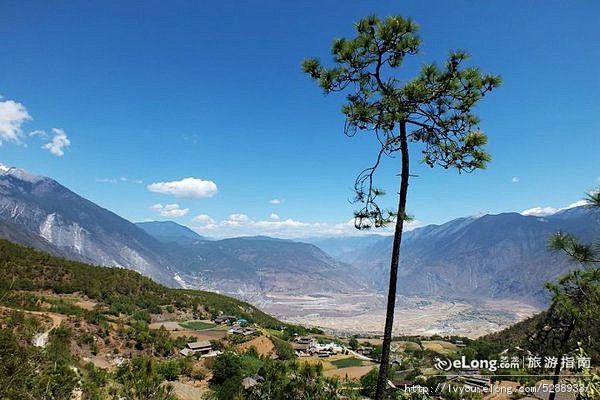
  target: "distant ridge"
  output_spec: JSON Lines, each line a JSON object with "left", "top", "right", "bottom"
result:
{"left": 347, "top": 206, "right": 599, "bottom": 305}
{"left": 136, "top": 221, "right": 205, "bottom": 245}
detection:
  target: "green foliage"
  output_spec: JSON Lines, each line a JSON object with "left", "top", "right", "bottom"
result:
{"left": 210, "top": 351, "right": 246, "bottom": 400}
{"left": 0, "top": 325, "right": 78, "bottom": 400}
{"left": 228, "top": 331, "right": 258, "bottom": 345}
{"left": 574, "top": 346, "right": 600, "bottom": 399}
{"left": 531, "top": 267, "right": 600, "bottom": 362}
{"left": 208, "top": 350, "right": 358, "bottom": 400}
{"left": 550, "top": 190, "right": 600, "bottom": 263}
{"left": 360, "top": 367, "right": 379, "bottom": 398}
{"left": 348, "top": 337, "right": 359, "bottom": 350}
{"left": 531, "top": 189, "right": 600, "bottom": 363}
{"left": 371, "top": 344, "right": 383, "bottom": 361}
{"left": 116, "top": 357, "right": 176, "bottom": 400}
{"left": 80, "top": 362, "right": 109, "bottom": 400}
{"left": 0, "top": 239, "right": 286, "bottom": 330}
{"left": 270, "top": 336, "right": 296, "bottom": 360}
{"left": 246, "top": 359, "right": 351, "bottom": 400}
{"left": 156, "top": 358, "right": 192, "bottom": 381}
{"left": 302, "top": 15, "right": 500, "bottom": 229}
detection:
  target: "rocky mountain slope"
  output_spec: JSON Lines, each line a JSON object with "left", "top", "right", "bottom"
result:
{"left": 0, "top": 165, "right": 176, "bottom": 285}
{"left": 347, "top": 207, "right": 599, "bottom": 305}
{"left": 158, "top": 235, "right": 365, "bottom": 299}
{"left": 0, "top": 165, "right": 360, "bottom": 301}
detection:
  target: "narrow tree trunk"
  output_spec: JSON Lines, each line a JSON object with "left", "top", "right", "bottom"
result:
{"left": 374, "top": 121, "right": 410, "bottom": 400}
{"left": 548, "top": 322, "right": 575, "bottom": 400}
{"left": 548, "top": 361, "right": 561, "bottom": 400}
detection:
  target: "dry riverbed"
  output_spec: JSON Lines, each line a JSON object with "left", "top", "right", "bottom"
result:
{"left": 263, "top": 293, "right": 539, "bottom": 338}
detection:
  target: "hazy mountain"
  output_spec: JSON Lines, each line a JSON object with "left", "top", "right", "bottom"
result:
{"left": 302, "top": 234, "right": 390, "bottom": 262}
{"left": 160, "top": 236, "right": 365, "bottom": 299}
{"left": 0, "top": 164, "right": 176, "bottom": 285}
{"left": 348, "top": 207, "right": 599, "bottom": 305}
{"left": 136, "top": 220, "right": 206, "bottom": 245}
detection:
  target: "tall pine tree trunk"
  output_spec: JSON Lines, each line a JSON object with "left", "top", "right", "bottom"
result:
{"left": 548, "top": 321, "right": 575, "bottom": 400}
{"left": 375, "top": 121, "right": 410, "bottom": 400}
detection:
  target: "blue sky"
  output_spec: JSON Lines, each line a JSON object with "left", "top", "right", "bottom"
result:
{"left": 1, "top": 1, "right": 598, "bottom": 238}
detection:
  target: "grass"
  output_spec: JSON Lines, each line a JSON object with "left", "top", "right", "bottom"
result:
{"left": 330, "top": 357, "right": 364, "bottom": 369}
{"left": 422, "top": 340, "right": 457, "bottom": 356}
{"left": 179, "top": 320, "right": 215, "bottom": 331}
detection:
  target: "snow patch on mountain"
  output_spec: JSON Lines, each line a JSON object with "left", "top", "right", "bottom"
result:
{"left": 0, "top": 165, "right": 44, "bottom": 183}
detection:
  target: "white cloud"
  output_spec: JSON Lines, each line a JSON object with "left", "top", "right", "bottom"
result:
{"left": 97, "top": 176, "right": 143, "bottom": 184}
{"left": 189, "top": 213, "right": 421, "bottom": 239}
{"left": 42, "top": 128, "right": 71, "bottom": 156}
{"left": 511, "top": 176, "right": 520, "bottom": 183}
{"left": 521, "top": 206, "right": 558, "bottom": 217}
{"left": 29, "top": 129, "right": 48, "bottom": 138}
{"left": 150, "top": 203, "right": 189, "bottom": 218}
{"left": 147, "top": 177, "right": 218, "bottom": 198}
{"left": 96, "top": 178, "right": 117, "bottom": 184}
{"left": 521, "top": 199, "right": 590, "bottom": 217}
{"left": 269, "top": 198, "right": 284, "bottom": 205}
{"left": 192, "top": 214, "right": 216, "bottom": 225}
{"left": 270, "top": 213, "right": 280, "bottom": 220}
{"left": 0, "top": 98, "right": 31, "bottom": 144}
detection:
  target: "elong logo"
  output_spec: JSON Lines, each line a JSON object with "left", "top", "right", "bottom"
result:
{"left": 434, "top": 356, "right": 499, "bottom": 372}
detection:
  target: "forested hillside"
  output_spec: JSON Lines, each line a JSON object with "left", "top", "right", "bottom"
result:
{"left": 0, "top": 239, "right": 283, "bottom": 329}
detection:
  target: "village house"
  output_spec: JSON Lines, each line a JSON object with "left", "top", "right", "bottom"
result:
{"left": 296, "top": 336, "right": 316, "bottom": 346}
{"left": 356, "top": 345, "right": 374, "bottom": 356}
{"left": 228, "top": 326, "right": 257, "bottom": 336}
{"left": 214, "top": 315, "right": 237, "bottom": 325}
{"left": 293, "top": 336, "right": 316, "bottom": 356}
{"left": 180, "top": 340, "right": 215, "bottom": 357}
{"left": 313, "top": 342, "right": 343, "bottom": 355}
{"left": 292, "top": 337, "right": 346, "bottom": 357}
{"left": 292, "top": 342, "right": 311, "bottom": 356}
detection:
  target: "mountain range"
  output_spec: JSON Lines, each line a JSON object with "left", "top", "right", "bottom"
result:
{"left": 0, "top": 165, "right": 360, "bottom": 302}
{"left": 342, "top": 206, "right": 598, "bottom": 305}
{"left": 0, "top": 163, "right": 597, "bottom": 309}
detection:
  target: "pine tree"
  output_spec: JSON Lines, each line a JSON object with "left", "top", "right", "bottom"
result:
{"left": 302, "top": 15, "right": 501, "bottom": 399}
{"left": 535, "top": 190, "right": 600, "bottom": 400}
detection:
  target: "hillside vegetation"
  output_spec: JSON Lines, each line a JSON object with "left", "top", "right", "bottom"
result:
{"left": 0, "top": 239, "right": 371, "bottom": 399}
{"left": 0, "top": 239, "right": 282, "bottom": 329}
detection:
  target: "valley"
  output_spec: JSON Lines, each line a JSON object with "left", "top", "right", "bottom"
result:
{"left": 262, "top": 293, "right": 540, "bottom": 338}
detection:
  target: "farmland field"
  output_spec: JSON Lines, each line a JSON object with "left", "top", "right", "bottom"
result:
{"left": 331, "top": 357, "right": 363, "bottom": 368}
{"left": 179, "top": 320, "right": 216, "bottom": 331}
